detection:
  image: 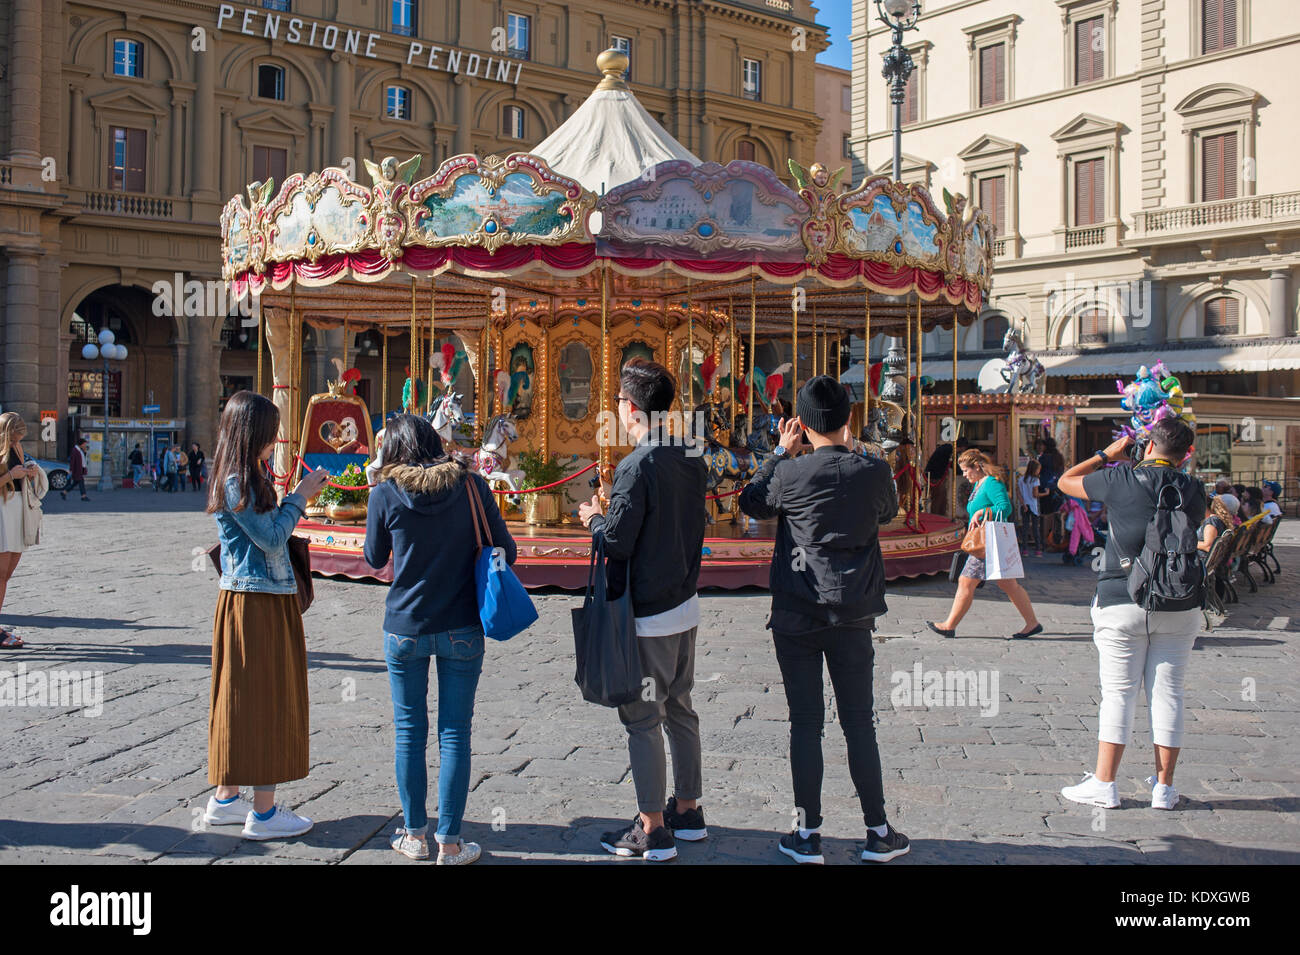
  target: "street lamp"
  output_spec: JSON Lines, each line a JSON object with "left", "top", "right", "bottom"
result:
{"left": 81, "top": 328, "right": 128, "bottom": 492}
{"left": 875, "top": 0, "right": 922, "bottom": 182}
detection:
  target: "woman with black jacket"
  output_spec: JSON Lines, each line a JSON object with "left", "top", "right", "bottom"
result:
{"left": 364, "top": 414, "right": 517, "bottom": 865}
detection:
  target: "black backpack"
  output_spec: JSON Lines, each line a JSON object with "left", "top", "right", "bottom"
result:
{"left": 1124, "top": 475, "right": 1205, "bottom": 617}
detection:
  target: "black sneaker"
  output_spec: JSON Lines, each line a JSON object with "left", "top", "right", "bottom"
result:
{"left": 861, "top": 824, "right": 910, "bottom": 863}
{"left": 600, "top": 816, "right": 677, "bottom": 862}
{"left": 663, "top": 796, "right": 707, "bottom": 842}
{"left": 778, "top": 830, "right": 824, "bottom": 865}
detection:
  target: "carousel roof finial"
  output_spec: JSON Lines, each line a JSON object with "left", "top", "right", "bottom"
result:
{"left": 595, "top": 48, "right": 631, "bottom": 92}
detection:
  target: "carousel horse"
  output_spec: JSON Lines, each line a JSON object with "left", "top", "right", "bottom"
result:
{"left": 1001, "top": 327, "right": 1046, "bottom": 395}
{"left": 471, "top": 413, "right": 525, "bottom": 498}
{"left": 431, "top": 391, "right": 466, "bottom": 449}
{"left": 702, "top": 403, "right": 760, "bottom": 512}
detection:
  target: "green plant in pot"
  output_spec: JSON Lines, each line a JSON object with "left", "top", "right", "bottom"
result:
{"left": 318, "top": 462, "right": 370, "bottom": 522}
{"left": 515, "top": 450, "right": 572, "bottom": 525}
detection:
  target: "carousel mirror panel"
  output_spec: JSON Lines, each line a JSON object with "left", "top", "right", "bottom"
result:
{"left": 620, "top": 340, "right": 654, "bottom": 370}
{"left": 505, "top": 341, "right": 536, "bottom": 419}
{"left": 557, "top": 341, "right": 593, "bottom": 420}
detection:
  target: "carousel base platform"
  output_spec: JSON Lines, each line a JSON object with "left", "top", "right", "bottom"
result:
{"left": 299, "top": 512, "right": 962, "bottom": 590}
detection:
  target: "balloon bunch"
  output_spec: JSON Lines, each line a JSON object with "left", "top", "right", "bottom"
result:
{"left": 1114, "top": 359, "right": 1195, "bottom": 440}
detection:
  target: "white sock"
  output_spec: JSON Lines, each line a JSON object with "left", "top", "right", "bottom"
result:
{"left": 869, "top": 824, "right": 889, "bottom": 838}
{"left": 798, "top": 826, "right": 821, "bottom": 840}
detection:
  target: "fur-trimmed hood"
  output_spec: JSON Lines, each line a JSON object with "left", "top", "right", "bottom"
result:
{"left": 377, "top": 459, "right": 469, "bottom": 514}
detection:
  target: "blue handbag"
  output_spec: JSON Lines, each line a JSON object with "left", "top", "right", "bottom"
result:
{"left": 467, "top": 480, "right": 537, "bottom": 641}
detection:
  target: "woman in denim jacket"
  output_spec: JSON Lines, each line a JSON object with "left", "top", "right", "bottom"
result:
{"left": 364, "top": 414, "right": 516, "bottom": 865}
{"left": 202, "top": 391, "right": 329, "bottom": 841}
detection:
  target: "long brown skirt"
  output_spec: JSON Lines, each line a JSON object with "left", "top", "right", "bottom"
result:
{"left": 208, "top": 590, "right": 310, "bottom": 786}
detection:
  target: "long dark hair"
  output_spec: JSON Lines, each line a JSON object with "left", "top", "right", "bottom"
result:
{"left": 380, "top": 413, "right": 443, "bottom": 470}
{"left": 206, "top": 391, "right": 280, "bottom": 514}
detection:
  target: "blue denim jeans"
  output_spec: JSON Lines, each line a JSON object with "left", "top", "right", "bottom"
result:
{"left": 384, "top": 626, "right": 484, "bottom": 844}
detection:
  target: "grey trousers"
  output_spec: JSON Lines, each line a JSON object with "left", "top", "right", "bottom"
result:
{"left": 616, "top": 627, "right": 703, "bottom": 813}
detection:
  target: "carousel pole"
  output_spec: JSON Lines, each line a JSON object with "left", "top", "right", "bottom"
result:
{"left": 600, "top": 261, "right": 610, "bottom": 474}
{"left": 748, "top": 274, "right": 757, "bottom": 427}
{"left": 686, "top": 278, "right": 694, "bottom": 420}
{"left": 408, "top": 278, "right": 419, "bottom": 412}
{"left": 342, "top": 316, "right": 349, "bottom": 371}
{"left": 381, "top": 323, "right": 389, "bottom": 418}
{"left": 917, "top": 296, "right": 927, "bottom": 514}
{"left": 811, "top": 301, "right": 818, "bottom": 378}
{"left": 951, "top": 305, "right": 959, "bottom": 518}
{"left": 542, "top": 298, "right": 552, "bottom": 460}
{"left": 728, "top": 293, "right": 736, "bottom": 439}
{"left": 427, "top": 276, "right": 436, "bottom": 413}
{"left": 791, "top": 288, "right": 799, "bottom": 407}
{"left": 255, "top": 293, "right": 264, "bottom": 395}
{"left": 864, "top": 293, "right": 871, "bottom": 418}
{"left": 288, "top": 283, "right": 297, "bottom": 460}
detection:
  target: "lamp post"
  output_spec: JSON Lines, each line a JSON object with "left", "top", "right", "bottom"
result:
{"left": 81, "top": 328, "right": 128, "bottom": 492}
{"left": 876, "top": 0, "right": 921, "bottom": 182}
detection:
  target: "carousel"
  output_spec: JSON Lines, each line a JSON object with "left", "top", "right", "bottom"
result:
{"left": 218, "top": 50, "right": 995, "bottom": 587}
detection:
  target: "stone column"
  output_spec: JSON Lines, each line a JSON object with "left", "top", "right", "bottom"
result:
{"left": 193, "top": 33, "right": 217, "bottom": 199}
{"left": 3, "top": 249, "right": 42, "bottom": 424}
{"left": 699, "top": 116, "right": 713, "bottom": 164}
{"left": 1143, "top": 277, "right": 1166, "bottom": 345}
{"left": 453, "top": 76, "right": 472, "bottom": 154}
{"left": 185, "top": 313, "right": 219, "bottom": 452}
{"left": 68, "top": 86, "right": 85, "bottom": 186}
{"left": 1269, "top": 269, "right": 1291, "bottom": 338}
{"left": 170, "top": 96, "right": 185, "bottom": 195}
{"left": 330, "top": 53, "right": 353, "bottom": 166}
{"left": 8, "top": 0, "right": 42, "bottom": 164}
{"left": 219, "top": 108, "right": 233, "bottom": 196}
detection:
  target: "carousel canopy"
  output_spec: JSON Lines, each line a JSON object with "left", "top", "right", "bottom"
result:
{"left": 532, "top": 49, "right": 699, "bottom": 194}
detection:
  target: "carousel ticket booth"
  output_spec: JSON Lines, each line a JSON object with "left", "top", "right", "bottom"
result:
{"left": 217, "top": 50, "right": 998, "bottom": 587}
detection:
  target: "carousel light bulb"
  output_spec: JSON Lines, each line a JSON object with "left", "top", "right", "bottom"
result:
{"left": 81, "top": 343, "right": 99, "bottom": 361}
{"left": 98, "top": 328, "right": 116, "bottom": 346}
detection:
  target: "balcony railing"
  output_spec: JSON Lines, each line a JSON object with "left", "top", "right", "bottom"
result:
{"left": 1064, "top": 225, "right": 1106, "bottom": 249}
{"left": 1132, "top": 190, "right": 1300, "bottom": 236}
{"left": 991, "top": 237, "right": 1009, "bottom": 258}
{"left": 0, "top": 165, "right": 11, "bottom": 186}
{"left": 83, "top": 190, "right": 174, "bottom": 218}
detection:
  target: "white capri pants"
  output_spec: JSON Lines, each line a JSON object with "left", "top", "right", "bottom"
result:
{"left": 1090, "top": 600, "right": 1203, "bottom": 749}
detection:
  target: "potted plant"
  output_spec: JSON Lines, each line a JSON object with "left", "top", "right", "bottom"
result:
{"left": 318, "top": 462, "right": 370, "bottom": 523}
{"left": 515, "top": 450, "right": 571, "bottom": 526}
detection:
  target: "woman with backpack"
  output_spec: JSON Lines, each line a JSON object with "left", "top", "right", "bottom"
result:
{"left": 1055, "top": 420, "right": 1205, "bottom": 812}
{"left": 363, "top": 414, "right": 517, "bottom": 865}
{"left": 928, "top": 449, "right": 1043, "bottom": 640}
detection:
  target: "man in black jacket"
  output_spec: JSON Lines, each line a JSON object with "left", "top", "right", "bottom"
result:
{"left": 578, "top": 358, "right": 708, "bottom": 862}
{"left": 739, "top": 375, "right": 910, "bottom": 865}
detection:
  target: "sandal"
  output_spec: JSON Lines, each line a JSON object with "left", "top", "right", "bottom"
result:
{"left": 0, "top": 630, "right": 24, "bottom": 649}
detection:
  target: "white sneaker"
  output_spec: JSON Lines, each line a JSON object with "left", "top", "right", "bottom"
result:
{"left": 391, "top": 828, "right": 430, "bottom": 860}
{"left": 1061, "top": 773, "right": 1120, "bottom": 809}
{"left": 241, "top": 804, "right": 314, "bottom": 840}
{"left": 203, "top": 793, "right": 253, "bottom": 826}
{"left": 436, "top": 840, "right": 482, "bottom": 866}
{"left": 1147, "top": 776, "right": 1180, "bottom": 810}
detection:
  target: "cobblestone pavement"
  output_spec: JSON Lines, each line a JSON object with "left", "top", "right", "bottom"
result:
{"left": 1, "top": 489, "right": 1296, "bottom": 865}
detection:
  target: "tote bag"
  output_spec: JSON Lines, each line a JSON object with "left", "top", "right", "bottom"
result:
{"left": 983, "top": 520, "right": 1025, "bottom": 580}
{"left": 467, "top": 480, "right": 537, "bottom": 641}
{"left": 571, "top": 533, "right": 643, "bottom": 708}
{"left": 961, "top": 513, "right": 987, "bottom": 559}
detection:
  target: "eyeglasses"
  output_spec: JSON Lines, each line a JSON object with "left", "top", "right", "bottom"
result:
{"left": 616, "top": 394, "right": 632, "bottom": 404}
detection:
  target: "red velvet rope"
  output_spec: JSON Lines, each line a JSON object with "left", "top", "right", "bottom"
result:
{"left": 491, "top": 461, "right": 598, "bottom": 497}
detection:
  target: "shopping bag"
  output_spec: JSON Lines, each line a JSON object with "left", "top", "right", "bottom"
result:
{"left": 467, "top": 481, "right": 537, "bottom": 641}
{"left": 984, "top": 520, "right": 1024, "bottom": 580}
{"left": 571, "top": 533, "right": 643, "bottom": 707}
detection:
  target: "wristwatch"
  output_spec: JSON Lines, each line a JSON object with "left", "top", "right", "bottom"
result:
{"left": 772, "top": 445, "right": 789, "bottom": 458}
{"left": 1094, "top": 451, "right": 1109, "bottom": 468}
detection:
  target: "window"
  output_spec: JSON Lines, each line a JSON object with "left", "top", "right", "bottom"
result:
{"left": 507, "top": 13, "right": 530, "bottom": 60}
{"left": 257, "top": 64, "right": 285, "bottom": 100}
{"left": 262, "top": 0, "right": 291, "bottom": 10}
{"left": 503, "top": 105, "right": 525, "bottom": 140}
{"left": 1074, "top": 15, "right": 1104, "bottom": 84}
{"left": 386, "top": 85, "right": 412, "bottom": 121}
{"left": 842, "top": 134, "right": 852, "bottom": 160}
{"left": 1204, "top": 296, "right": 1240, "bottom": 335}
{"left": 978, "top": 175, "right": 1006, "bottom": 234}
{"left": 113, "top": 39, "right": 141, "bottom": 78}
{"left": 1073, "top": 157, "right": 1105, "bottom": 226}
{"left": 610, "top": 35, "right": 631, "bottom": 78}
{"left": 392, "top": 0, "right": 416, "bottom": 36}
{"left": 982, "top": 313, "right": 1010, "bottom": 350}
{"left": 1078, "top": 308, "right": 1109, "bottom": 344}
{"left": 1202, "top": 130, "right": 1238, "bottom": 201}
{"left": 841, "top": 84, "right": 852, "bottom": 113}
{"left": 1202, "top": 0, "right": 1238, "bottom": 54}
{"left": 252, "top": 146, "right": 287, "bottom": 186}
{"left": 978, "top": 44, "right": 1005, "bottom": 107}
{"left": 742, "top": 58, "right": 762, "bottom": 101}
{"left": 109, "top": 127, "right": 146, "bottom": 192}
{"left": 901, "top": 70, "right": 919, "bottom": 125}
{"left": 736, "top": 140, "right": 756, "bottom": 162}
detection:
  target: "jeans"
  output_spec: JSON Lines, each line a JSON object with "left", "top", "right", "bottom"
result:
{"left": 773, "top": 624, "right": 886, "bottom": 831}
{"left": 1021, "top": 506, "right": 1043, "bottom": 551}
{"left": 615, "top": 628, "right": 702, "bottom": 813}
{"left": 384, "top": 626, "right": 484, "bottom": 843}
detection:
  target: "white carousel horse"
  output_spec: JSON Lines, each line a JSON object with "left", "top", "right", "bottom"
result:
{"left": 1001, "top": 328, "right": 1046, "bottom": 394}
{"left": 471, "top": 413, "right": 525, "bottom": 497}
{"left": 432, "top": 391, "right": 466, "bottom": 449}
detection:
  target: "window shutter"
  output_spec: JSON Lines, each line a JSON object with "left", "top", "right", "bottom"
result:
{"left": 980, "top": 176, "right": 1005, "bottom": 232}
{"left": 126, "top": 128, "right": 147, "bottom": 192}
{"left": 1075, "top": 16, "right": 1103, "bottom": 83}
{"left": 1202, "top": 132, "right": 1238, "bottom": 201}
{"left": 979, "top": 44, "right": 1004, "bottom": 107}
{"left": 1092, "top": 157, "right": 1106, "bottom": 223}
{"left": 903, "top": 70, "right": 918, "bottom": 124}
{"left": 1203, "top": 0, "right": 1220, "bottom": 52}
{"left": 1074, "top": 162, "right": 1090, "bottom": 226}
{"left": 1205, "top": 297, "right": 1240, "bottom": 335}
{"left": 1223, "top": 0, "right": 1237, "bottom": 49}
{"left": 1222, "top": 130, "right": 1237, "bottom": 199}
{"left": 269, "top": 148, "right": 287, "bottom": 187}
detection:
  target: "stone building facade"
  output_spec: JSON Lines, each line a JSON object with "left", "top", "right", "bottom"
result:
{"left": 0, "top": 0, "right": 828, "bottom": 467}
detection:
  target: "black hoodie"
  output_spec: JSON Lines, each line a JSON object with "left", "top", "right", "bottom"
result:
{"left": 364, "top": 459, "right": 517, "bottom": 636}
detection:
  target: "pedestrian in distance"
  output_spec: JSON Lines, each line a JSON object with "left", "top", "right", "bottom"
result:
{"left": 202, "top": 391, "right": 330, "bottom": 840}
{"left": 363, "top": 414, "right": 518, "bottom": 865}
{"left": 177, "top": 446, "right": 190, "bottom": 491}
{"left": 578, "top": 357, "right": 709, "bottom": 863}
{"left": 189, "top": 442, "right": 206, "bottom": 492}
{"left": 165, "top": 445, "right": 180, "bottom": 492}
{"left": 929, "top": 448, "right": 1043, "bottom": 640}
{"left": 0, "top": 413, "right": 48, "bottom": 649}
{"left": 1056, "top": 419, "right": 1205, "bottom": 811}
{"left": 1018, "top": 458, "right": 1046, "bottom": 557}
{"left": 129, "top": 443, "right": 145, "bottom": 488}
{"left": 738, "top": 375, "right": 911, "bottom": 865}
{"left": 62, "top": 438, "right": 91, "bottom": 502}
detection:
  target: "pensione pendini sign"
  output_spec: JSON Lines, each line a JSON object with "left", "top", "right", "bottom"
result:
{"left": 216, "top": 3, "right": 524, "bottom": 87}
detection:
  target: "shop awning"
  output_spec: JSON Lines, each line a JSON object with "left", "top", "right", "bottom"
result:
{"left": 1040, "top": 340, "right": 1300, "bottom": 377}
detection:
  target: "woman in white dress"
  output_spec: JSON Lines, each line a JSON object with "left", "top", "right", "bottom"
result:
{"left": 0, "top": 412, "right": 44, "bottom": 648}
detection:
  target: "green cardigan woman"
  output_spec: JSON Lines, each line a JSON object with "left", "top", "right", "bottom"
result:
{"left": 928, "top": 448, "right": 1043, "bottom": 640}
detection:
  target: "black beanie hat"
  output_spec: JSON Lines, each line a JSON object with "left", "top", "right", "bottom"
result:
{"left": 795, "top": 375, "right": 851, "bottom": 434}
